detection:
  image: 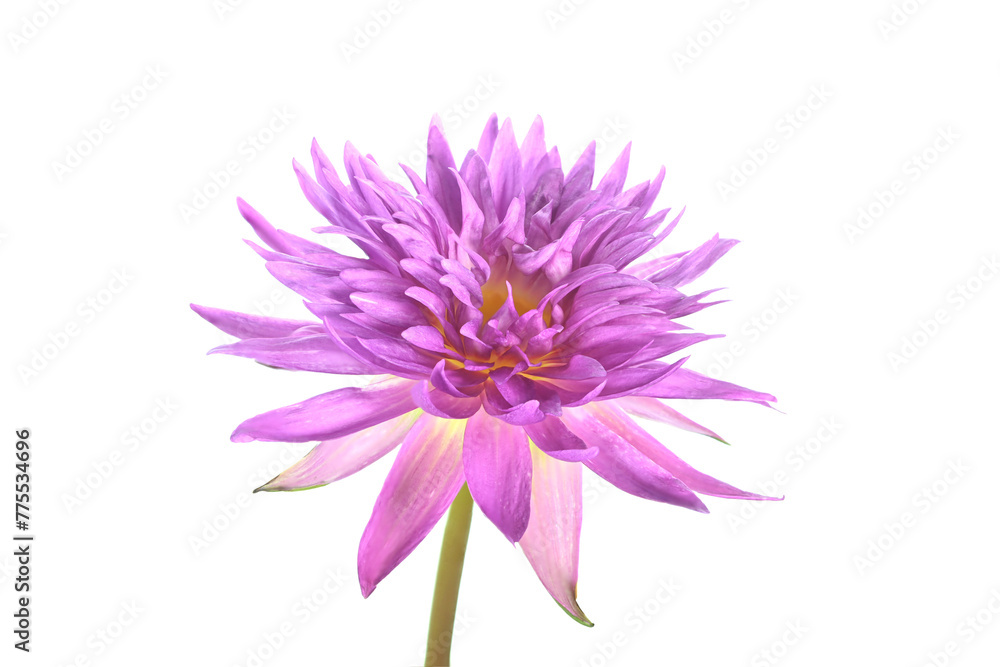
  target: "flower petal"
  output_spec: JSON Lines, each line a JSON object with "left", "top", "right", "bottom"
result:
{"left": 209, "top": 335, "right": 378, "bottom": 375}
{"left": 256, "top": 411, "right": 420, "bottom": 492}
{"left": 616, "top": 396, "right": 727, "bottom": 443}
{"left": 231, "top": 377, "right": 417, "bottom": 443}
{"left": 191, "top": 304, "right": 313, "bottom": 340}
{"left": 638, "top": 368, "right": 776, "bottom": 406}
{"left": 586, "top": 402, "right": 778, "bottom": 501}
{"left": 561, "top": 407, "right": 707, "bottom": 512}
{"left": 520, "top": 443, "right": 591, "bottom": 626}
{"left": 358, "top": 414, "right": 466, "bottom": 597}
{"left": 462, "top": 409, "right": 533, "bottom": 543}
{"left": 522, "top": 415, "right": 598, "bottom": 462}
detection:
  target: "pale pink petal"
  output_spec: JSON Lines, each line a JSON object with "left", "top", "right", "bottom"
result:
{"left": 256, "top": 411, "right": 421, "bottom": 492}
{"left": 616, "top": 395, "right": 727, "bottom": 443}
{"left": 520, "top": 443, "right": 591, "bottom": 626}
{"left": 358, "top": 414, "right": 466, "bottom": 597}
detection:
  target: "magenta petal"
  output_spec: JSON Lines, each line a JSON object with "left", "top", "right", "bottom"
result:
{"left": 462, "top": 409, "right": 533, "bottom": 543}
{"left": 209, "top": 335, "right": 377, "bottom": 375}
{"left": 231, "top": 377, "right": 417, "bottom": 443}
{"left": 412, "top": 380, "right": 482, "bottom": 419}
{"left": 522, "top": 416, "right": 598, "bottom": 462}
{"left": 191, "top": 304, "right": 314, "bottom": 340}
{"left": 588, "top": 402, "right": 778, "bottom": 501}
{"left": 520, "top": 444, "right": 592, "bottom": 626}
{"left": 256, "top": 411, "right": 420, "bottom": 491}
{"left": 616, "top": 396, "right": 727, "bottom": 443}
{"left": 561, "top": 407, "right": 707, "bottom": 512}
{"left": 639, "top": 368, "right": 776, "bottom": 406}
{"left": 358, "top": 415, "right": 466, "bottom": 597}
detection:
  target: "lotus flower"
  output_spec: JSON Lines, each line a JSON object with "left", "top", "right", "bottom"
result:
{"left": 193, "top": 115, "right": 777, "bottom": 629}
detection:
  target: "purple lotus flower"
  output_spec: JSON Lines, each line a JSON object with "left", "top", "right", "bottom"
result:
{"left": 193, "top": 115, "right": 777, "bottom": 627}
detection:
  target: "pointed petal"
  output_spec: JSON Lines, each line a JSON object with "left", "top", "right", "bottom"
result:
{"left": 616, "top": 396, "right": 727, "bottom": 443}
{"left": 561, "top": 408, "right": 708, "bottom": 512}
{"left": 358, "top": 415, "right": 466, "bottom": 597}
{"left": 522, "top": 415, "right": 598, "bottom": 462}
{"left": 191, "top": 304, "right": 314, "bottom": 340}
{"left": 256, "top": 411, "right": 420, "bottom": 491}
{"left": 462, "top": 410, "right": 533, "bottom": 543}
{"left": 587, "top": 403, "right": 778, "bottom": 501}
{"left": 520, "top": 443, "right": 592, "bottom": 626}
{"left": 209, "top": 335, "right": 378, "bottom": 375}
{"left": 231, "top": 378, "right": 417, "bottom": 443}
{"left": 638, "top": 368, "right": 776, "bottom": 407}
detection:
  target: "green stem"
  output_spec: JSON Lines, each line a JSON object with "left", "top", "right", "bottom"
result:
{"left": 424, "top": 483, "right": 473, "bottom": 667}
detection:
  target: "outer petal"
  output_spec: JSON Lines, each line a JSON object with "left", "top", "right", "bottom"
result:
{"left": 462, "top": 410, "right": 533, "bottom": 543}
{"left": 520, "top": 443, "right": 591, "bottom": 626}
{"left": 588, "top": 402, "right": 779, "bottom": 501}
{"left": 560, "top": 408, "right": 708, "bottom": 512}
{"left": 231, "top": 377, "right": 417, "bottom": 443}
{"left": 191, "top": 304, "right": 314, "bottom": 340}
{"left": 616, "top": 396, "right": 727, "bottom": 443}
{"left": 209, "top": 335, "right": 377, "bottom": 375}
{"left": 638, "top": 368, "right": 776, "bottom": 407}
{"left": 358, "top": 414, "right": 467, "bottom": 597}
{"left": 256, "top": 411, "right": 421, "bottom": 492}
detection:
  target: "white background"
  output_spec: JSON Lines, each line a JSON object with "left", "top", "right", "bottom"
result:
{"left": 3, "top": 0, "right": 999, "bottom": 665}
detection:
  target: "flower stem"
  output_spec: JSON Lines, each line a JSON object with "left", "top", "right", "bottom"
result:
{"left": 424, "top": 483, "right": 473, "bottom": 667}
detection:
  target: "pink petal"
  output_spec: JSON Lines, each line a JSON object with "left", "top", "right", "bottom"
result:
{"left": 231, "top": 377, "right": 417, "bottom": 443}
{"left": 209, "top": 335, "right": 377, "bottom": 375}
{"left": 462, "top": 409, "right": 533, "bottom": 543}
{"left": 520, "top": 443, "right": 591, "bottom": 626}
{"left": 358, "top": 414, "right": 466, "bottom": 597}
{"left": 522, "top": 415, "right": 598, "bottom": 462}
{"left": 615, "top": 396, "right": 727, "bottom": 443}
{"left": 561, "top": 408, "right": 707, "bottom": 512}
{"left": 588, "top": 402, "right": 779, "bottom": 501}
{"left": 256, "top": 411, "right": 420, "bottom": 492}
{"left": 191, "top": 304, "right": 314, "bottom": 340}
{"left": 638, "top": 368, "right": 776, "bottom": 406}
